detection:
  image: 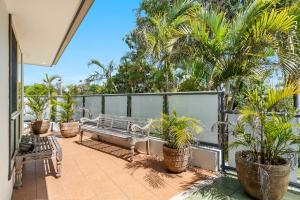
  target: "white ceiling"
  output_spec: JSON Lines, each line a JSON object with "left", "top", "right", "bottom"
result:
{"left": 5, "top": 0, "right": 83, "bottom": 66}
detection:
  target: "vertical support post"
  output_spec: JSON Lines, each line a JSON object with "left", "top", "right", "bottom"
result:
{"left": 163, "top": 94, "right": 169, "bottom": 114}
{"left": 82, "top": 96, "right": 86, "bottom": 118}
{"left": 220, "top": 92, "right": 226, "bottom": 173}
{"left": 101, "top": 95, "right": 105, "bottom": 114}
{"left": 293, "top": 94, "right": 299, "bottom": 110}
{"left": 127, "top": 95, "right": 132, "bottom": 117}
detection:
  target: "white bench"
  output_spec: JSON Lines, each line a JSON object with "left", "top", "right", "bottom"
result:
{"left": 79, "top": 115, "right": 152, "bottom": 161}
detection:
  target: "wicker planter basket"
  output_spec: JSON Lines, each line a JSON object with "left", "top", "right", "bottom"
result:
{"left": 31, "top": 120, "right": 50, "bottom": 134}
{"left": 236, "top": 151, "right": 290, "bottom": 200}
{"left": 163, "top": 145, "right": 190, "bottom": 173}
{"left": 60, "top": 122, "right": 79, "bottom": 138}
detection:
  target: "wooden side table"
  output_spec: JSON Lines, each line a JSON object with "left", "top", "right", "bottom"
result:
{"left": 15, "top": 135, "right": 62, "bottom": 188}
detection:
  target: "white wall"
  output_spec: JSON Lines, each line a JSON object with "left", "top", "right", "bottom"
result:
{"left": 0, "top": 0, "right": 14, "bottom": 199}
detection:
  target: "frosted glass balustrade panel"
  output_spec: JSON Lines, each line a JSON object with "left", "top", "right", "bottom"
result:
{"left": 169, "top": 94, "right": 219, "bottom": 144}
{"left": 72, "top": 96, "right": 83, "bottom": 121}
{"left": 105, "top": 96, "right": 127, "bottom": 116}
{"left": 85, "top": 96, "right": 102, "bottom": 118}
{"left": 131, "top": 95, "right": 163, "bottom": 119}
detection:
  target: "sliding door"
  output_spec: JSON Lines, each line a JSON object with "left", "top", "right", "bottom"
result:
{"left": 8, "top": 14, "right": 23, "bottom": 180}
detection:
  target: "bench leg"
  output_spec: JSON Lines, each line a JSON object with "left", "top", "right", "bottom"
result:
{"left": 56, "top": 150, "right": 62, "bottom": 177}
{"left": 15, "top": 156, "right": 23, "bottom": 188}
{"left": 147, "top": 139, "right": 150, "bottom": 155}
{"left": 80, "top": 130, "right": 83, "bottom": 144}
{"left": 130, "top": 138, "right": 136, "bottom": 162}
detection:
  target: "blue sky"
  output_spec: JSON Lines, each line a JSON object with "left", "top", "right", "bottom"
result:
{"left": 24, "top": 0, "right": 141, "bottom": 85}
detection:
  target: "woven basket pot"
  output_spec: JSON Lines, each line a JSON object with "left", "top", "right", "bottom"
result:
{"left": 236, "top": 151, "right": 290, "bottom": 200}
{"left": 31, "top": 120, "right": 50, "bottom": 134}
{"left": 163, "top": 145, "right": 190, "bottom": 173}
{"left": 60, "top": 122, "right": 79, "bottom": 138}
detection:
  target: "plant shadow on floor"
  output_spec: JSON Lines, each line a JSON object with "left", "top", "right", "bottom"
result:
{"left": 75, "top": 138, "right": 133, "bottom": 162}
{"left": 185, "top": 176, "right": 238, "bottom": 200}
{"left": 126, "top": 156, "right": 212, "bottom": 190}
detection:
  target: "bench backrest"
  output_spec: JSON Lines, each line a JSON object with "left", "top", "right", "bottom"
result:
{"left": 82, "top": 114, "right": 150, "bottom": 134}
{"left": 99, "top": 117, "right": 113, "bottom": 128}
{"left": 112, "top": 119, "right": 130, "bottom": 131}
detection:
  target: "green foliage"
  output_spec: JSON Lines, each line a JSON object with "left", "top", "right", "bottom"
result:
{"left": 25, "top": 83, "right": 49, "bottom": 121}
{"left": 112, "top": 59, "right": 157, "bottom": 93}
{"left": 43, "top": 73, "right": 61, "bottom": 121}
{"left": 231, "top": 83, "right": 300, "bottom": 164}
{"left": 86, "top": 59, "right": 117, "bottom": 93}
{"left": 59, "top": 92, "right": 75, "bottom": 123}
{"left": 26, "top": 95, "right": 49, "bottom": 121}
{"left": 153, "top": 110, "right": 202, "bottom": 149}
{"left": 25, "top": 84, "right": 48, "bottom": 96}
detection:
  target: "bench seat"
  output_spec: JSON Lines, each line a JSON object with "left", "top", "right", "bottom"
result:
{"left": 79, "top": 115, "right": 151, "bottom": 161}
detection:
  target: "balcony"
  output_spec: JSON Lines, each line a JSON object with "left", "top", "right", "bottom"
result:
{"left": 12, "top": 132, "right": 215, "bottom": 200}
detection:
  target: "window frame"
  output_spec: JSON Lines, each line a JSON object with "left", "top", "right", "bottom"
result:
{"left": 8, "top": 14, "right": 23, "bottom": 180}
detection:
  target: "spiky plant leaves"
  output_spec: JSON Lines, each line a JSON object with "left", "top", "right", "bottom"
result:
{"left": 26, "top": 96, "right": 49, "bottom": 121}
{"left": 58, "top": 92, "right": 75, "bottom": 123}
{"left": 152, "top": 110, "right": 202, "bottom": 149}
{"left": 231, "top": 83, "right": 300, "bottom": 164}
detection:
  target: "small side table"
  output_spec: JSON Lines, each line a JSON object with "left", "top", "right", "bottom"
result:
{"left": 15, "top": 135, "right": 62, "bottom": 188}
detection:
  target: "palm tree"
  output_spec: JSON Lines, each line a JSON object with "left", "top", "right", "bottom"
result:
{"left": 43, "top": 74, "right": 61, "bottom": 96}
{"left": 181, "top": 0, "right": 300, "bottom": 109}
{"left": 141, "top": 0, "right": 199, "bottom": 92}
{"left": 43, "top": 73, "right": 61, "bottom": 122}
{"left": 87, "top": 59, "right": 117, "bottom": 92}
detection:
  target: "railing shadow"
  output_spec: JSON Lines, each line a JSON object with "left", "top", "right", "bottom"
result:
{"left": 12, "top": 158, "right": 57, "bottom": 200}
{"left": 75, "top": 138, "right": 133, "bottom": 162}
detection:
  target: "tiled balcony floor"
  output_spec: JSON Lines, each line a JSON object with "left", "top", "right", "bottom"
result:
{"left": 12, "top": 133, "right": 214, "bottom": 200}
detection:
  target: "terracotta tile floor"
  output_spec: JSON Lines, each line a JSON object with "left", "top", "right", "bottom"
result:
{"left": 12, "top": 133, "right": 214, "bottom": 200}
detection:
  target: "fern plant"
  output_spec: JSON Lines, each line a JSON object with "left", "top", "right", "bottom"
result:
{"left": 231, "top": 83, "right": 300, "bottom": 165}
{"left": 59, "top": 92, "right": 75, "bottom": 123}
{"left": 26, "top": 96, "right": 49, "bottom": 121}
{"left": 153, "top": 110, "right": 202, "bottom": 149}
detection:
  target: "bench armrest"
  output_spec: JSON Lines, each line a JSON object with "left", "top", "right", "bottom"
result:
{"left": 131, "top": 120, "right": 152, "bottom": 136}
{"left": 80, "top": 117, "right": 99, "bottom": 124}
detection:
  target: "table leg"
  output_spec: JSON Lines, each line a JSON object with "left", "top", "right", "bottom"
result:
{"left": 15, "top": 156, "right": 23, "bottom": 188}
{"left": 56, "top": 150, "right": 62, "bottom": 177}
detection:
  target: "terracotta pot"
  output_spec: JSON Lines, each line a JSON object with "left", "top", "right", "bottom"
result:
{"left": 60, "top": 122, "right": 79, "bottom": 138}
{"left": 31, "top": 120, "right": 50, "bottom": 134}
{"left": 236, "top": 151, "right": 290, "bottom": 200}
{"left": 163, "top": 145, "right": 190, "bottom": 173}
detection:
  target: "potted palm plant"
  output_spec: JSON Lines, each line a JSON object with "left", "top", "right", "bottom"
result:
{"left": 231, "top": 83, "right": 300, "bottom": 200}
{"left": 26, "top": 95, "right": 50, "bottom": 134}
{"left": 58, "top": 91, "right": 79, "bottom": 138}
{"left": 154, "top": 110, "right": 202, "bottom": 172}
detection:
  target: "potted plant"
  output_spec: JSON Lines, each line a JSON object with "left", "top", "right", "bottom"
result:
{"left": 58, "top": 91, "right": 79, "bottom": 138}
{"left": 154, "top": 110, "right": 202, "bottom": 173}
{"left": 231, "top": 83, "right": 300, "bottom": 200}
{"left": 26, "top": 95, "right": 50, "bottom": 134}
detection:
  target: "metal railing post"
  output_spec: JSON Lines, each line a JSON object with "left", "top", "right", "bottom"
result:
{"left": 220, "top": 92, "right": 226, "bottom": 173}
{"left": 163, "top": 94, "right": 169, "bottom": 114}
{"left": 101, "top": 95, "right": 105, "bottom": 114}
{"left": 82, "top": 96, "right": 86, "bottom": 118}
{"left": 127, "top": 95, "right": 131, "bottom": 117}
